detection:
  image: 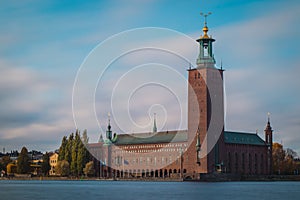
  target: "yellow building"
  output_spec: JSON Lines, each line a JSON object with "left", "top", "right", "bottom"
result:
{"left": 49, "top": 153, "right": 58, "bottom": 176}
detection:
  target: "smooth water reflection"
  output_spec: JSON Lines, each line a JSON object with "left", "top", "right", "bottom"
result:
{"left": 0, "top": 180, "right": 299, "bottom": 200}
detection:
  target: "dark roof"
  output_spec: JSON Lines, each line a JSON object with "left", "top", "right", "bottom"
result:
{"left": 224, "top": 131, "right": 266, "bottom": 146}
{"left": 114, "top": 130, "right": 188, "bottom": 145}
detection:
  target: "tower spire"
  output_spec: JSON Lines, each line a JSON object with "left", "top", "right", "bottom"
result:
{"left": 153, "top": 113, "right": 157, "bottom": 133}
{"left": 106, "top": 112, "right": 112, "bottom": 140}
{"left": 196, "top": 12, "right": 215, "bottom": 67}
{"left": 200, "top": 12, "right": 212, "bottom": 39}
{"left": 264, "top": 112, "right": 273, "bottom": 174}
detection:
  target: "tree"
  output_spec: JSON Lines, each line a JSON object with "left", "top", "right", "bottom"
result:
{"left": 71, "top": 131, "right": 80, "bottom": 176}
{"left": 58, "top": 136, "right": 68, "bottom": 161}
{"left": 82, "top": 129, "right": 91, "bottom": 164}
{"left": 17, "top": 147, "right": 30, "bottom": 174}
{"left": 7, "top": 163, "right": 17, "bottom": 174}
{"left": 83, "top": 161, "right": 95, "bottom": 177}
{"left": 64, "top": 133, "right": 74, "bottom": 163}
{"left": 273, "top": 143, "right": 297, "bottom": 174}
{"left": 41, "top": 153, "right": 51, "bottom": 176}
{"left": 82, "top": 129, "right": 89, "bottom": 145}
{"left": 0, "top": 156, "right": 11, "bottom": 172}
{"left": 77, "top": 141, "right": 84, "bottom": 176}
{"left": 56, "top": 160, "right": 70, "bottom": 176}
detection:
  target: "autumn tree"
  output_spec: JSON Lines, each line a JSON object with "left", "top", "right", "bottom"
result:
{"left": 56, "top": 160, "right": 70, "bottom": 176}
{"left": 83, "top": 161, "right": 95, "bottom": 177}
{"left": 273, "top": 143, "right": 297, "bottom": 174}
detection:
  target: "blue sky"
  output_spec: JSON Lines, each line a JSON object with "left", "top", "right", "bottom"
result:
{"left": 0, "top": 0, "right": 299, "bottom": 154}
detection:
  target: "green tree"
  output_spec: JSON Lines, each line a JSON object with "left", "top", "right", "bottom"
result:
{"left": 17, "top": 147, "right": 31, "bottom": 174}
{"left": 77, "top": 141, "right": 84, "bottom": 176}
{"left": 41, "top": 152, "right": 51, "bottom": 176}
{"left": 56, "top": 160, "right": 70, "bottom": 176}
{"left": 82, "top": 129, "right": 91, "bottom": 164}
{"left": 58, "top": 136, "right": 68, "bottom": 161}
{"left": 71, "top": 130, "right": 80, "bottom": 176}
{"left": 64, "top": 133, "right": 74, "bottom": 163}
{"left": 83, "top": 161, "right": 95, "bottom": 177}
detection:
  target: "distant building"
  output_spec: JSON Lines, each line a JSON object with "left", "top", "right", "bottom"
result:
{"left": 88, "top": 17, "right": 273, "bottom": 180}
{"left": 49, "top": 153, "right": 58, "bottom": 176}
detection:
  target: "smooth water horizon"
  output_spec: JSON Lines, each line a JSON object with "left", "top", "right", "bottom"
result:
{"left": 0, "top": 180, "right": 299, "bottom": 200}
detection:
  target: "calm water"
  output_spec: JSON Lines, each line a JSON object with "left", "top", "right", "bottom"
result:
{"left": 0, "top": 180, "right": 299, "bottom": 200}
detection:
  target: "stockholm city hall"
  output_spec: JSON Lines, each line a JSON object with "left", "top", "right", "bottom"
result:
{"left": 88, "top": 15, "right": 273, "bottom": 180}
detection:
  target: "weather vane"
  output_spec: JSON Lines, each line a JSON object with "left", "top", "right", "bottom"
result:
{"left": 200, "top": 12, "right": 212, "bottom": 26}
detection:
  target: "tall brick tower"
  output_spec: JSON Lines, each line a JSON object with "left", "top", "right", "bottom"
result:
{"left": 187, "top": 14, "right": 225, "bottom": 174}
{"left": 265, "top": 113, "right": 273, "bottom": 174}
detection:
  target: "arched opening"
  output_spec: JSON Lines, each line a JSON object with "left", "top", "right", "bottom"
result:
{"left": 150, "top": 170, "right": 154, "bottom": 177}
{"left": 159, "top": 169, "right": 163, "bottom": 177}
{"left": 142, "top": 169, "right": 145, "bottom": 177}
{"left": 155, "top": 170, "right": 158, "bottom": 177}
{"left": 173, "top": 169, "right": 177, "bottom": 174}
{"left": 164, "top": 169, "right": 168, "bottom": 177}
{"left": 183, "top": 169, "right": 187, "bottom": 173}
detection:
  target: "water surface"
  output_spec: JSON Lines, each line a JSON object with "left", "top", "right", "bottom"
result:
{"left": 0, "top": 180, "right": 299, "bottom": 200}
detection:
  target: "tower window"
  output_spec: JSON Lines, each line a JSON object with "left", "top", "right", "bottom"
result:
{"left": 204, "top": 46, "right": 208, "bottom": 57}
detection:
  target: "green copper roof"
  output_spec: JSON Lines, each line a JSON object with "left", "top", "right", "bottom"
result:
{"left": 224, "top": 131, "right": 266, "bottom": 146}
{"left": 114, "top": 130, "right": 187, "bottom": 145}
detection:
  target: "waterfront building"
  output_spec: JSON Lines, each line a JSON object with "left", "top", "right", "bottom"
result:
{"left": 88, "top": 17, "right": 273, "bottom": 180}
{"left": 49, "top": 153, "right": 58, "bottom": 176}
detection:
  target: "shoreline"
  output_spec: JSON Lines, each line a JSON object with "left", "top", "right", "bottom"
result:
{"left": 1, "top": 175, "right": 300, "bottom": 182}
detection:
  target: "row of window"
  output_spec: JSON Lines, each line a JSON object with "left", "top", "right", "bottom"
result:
{"left": 112, "top": 155, "right": 182, "bottom": 166}
{"left": 114, "top": 148, "right": 187, "bottom": 154}
{"left": 122, "top": 143, "right": 187, "bottom": 150}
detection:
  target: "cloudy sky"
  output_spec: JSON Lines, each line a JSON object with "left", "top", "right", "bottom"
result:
{"left": 0, "top": 0, "right": 299, "bottom": 154}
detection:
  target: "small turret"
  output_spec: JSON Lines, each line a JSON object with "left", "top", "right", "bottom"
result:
{"left": 196, "top": 12, "right": 216, "bottom": 67}
{"left": 153, "top": 113, "right": 157, "bottom": 133}
{"left": 106, "top": 112, "right": 112, "bottom": 140}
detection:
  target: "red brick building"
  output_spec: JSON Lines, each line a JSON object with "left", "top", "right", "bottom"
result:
{"left": 88, "top": 20, "right": 273, "bottom": 179}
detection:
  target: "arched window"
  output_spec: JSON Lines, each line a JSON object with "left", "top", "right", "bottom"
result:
{"left": 261, "top": 154, "right": 264, "bottom": 174}
{"left": 249, "top": 154, "right": 252, "bottom": 174}
{"left": 228, "top": 152, "right": 231, "bottom": 173}
{"left": 235, "top": 152, "right": 238, "bottom": 173}
{"left": 242, "top": 153, "right": 245, "bottom": 173}
{"left": 254, "top": 153, "right": 258, "bottom": 174}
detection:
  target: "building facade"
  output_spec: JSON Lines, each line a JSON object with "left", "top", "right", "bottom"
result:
{"left": 88, "top": 19, "right": 273, "bottom": 179}
{"left": 49, "top": 152, "right": 58, "bottom": 176}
